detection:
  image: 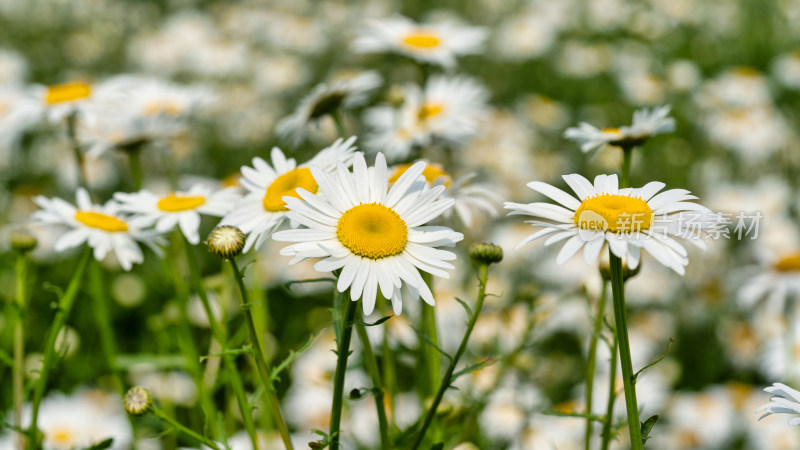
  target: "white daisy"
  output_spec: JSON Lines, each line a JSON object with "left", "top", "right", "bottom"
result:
{"left": 76, "top": 76, "right": 212, "bottom": 158}
{"left": 388, "top": 161, "right": 501, "bottom": 228}
{"left": 738, "top": 251, "right": 800, "bottom": 313}
{"left": 757, "top": 382, "right": 800, "bottom": 425}
{"left": 113, "top": 185, "right": 240, "bottom": 245}
{"left": 563, "top": 105, "right": 676, "bottom": 153}
{"left": 275, "top": 71, "right": 381, "bottom": 146}
{"left": 352, "top": 15, "right": 487, "bottom": 68}
{"left": 365, "top": 75, "right": 489, "bottom": 162}
{"left": 504, "top": 173, "right": 715, "bottom": 275}
{"left": 31, "top": 188, "right": 160, "bottom": 270}
{"left": 34, "top": 76, "right": 134, "bottom": 124}
{"left": 272, "top": 152, "right": 464, "bottom": 316}
{"left": 220, "top": 137, "right": 358, "bottom": 252}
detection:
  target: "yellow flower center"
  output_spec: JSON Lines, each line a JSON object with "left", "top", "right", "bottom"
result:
{"left": 337, "top": 203, "right": 407, "bottom": 259}
{"left": 75, "top": 211, "right": 129, "bottom": 232}
{"left": 51, "top": 428, "right": 73, "bottom": 444}
{"left": 774, "top": 253, "right": 800, "bottom": 272}
{"left": 262, "top": 167, "right": 318, "bottom": 212}
{"left": 602, "top": 127, "right": 622, "bottom": 135}
{"left": 45, "top": 82, "right": 91, "bottom": 105}
{"left": 157, "top": 193, "right": 206, "bottom": 212}
{"left": 417, "top": 103, "right": 444, "bottom": 121}
{"left": 402, "top": 31, "right": 441, "bottom": 49}
{"left": 574, "top": 194, "right": 653, "bottom": 233}
{"left": 389, "top": 162, "right": 452, "bottom": 187}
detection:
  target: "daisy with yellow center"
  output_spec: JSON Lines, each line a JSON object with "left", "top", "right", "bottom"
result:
{"left": 505, "top": 173, "right": 714, "bottom": 275}
{"left": 364, "top": 75, "right": 489, "bottom": 162}
{"left": 738, "top": 250, "right": 800, "bottom": 313}
{"left": 220, "top": 137, "right": 358, "bottom": 252}
{"left": 273, "top": 152, "right": 463, "bottom": 316}
{"left": 389, "top": 161, "right": 502, "bottom": 228}
{"left": 564, "top": 105, "right": 676, "bottom": 153}
{"left": 352, "top": 15, "right": 487, "bottom": 68}
{"left": 32, "top": 188, "right": 160, "bottom": 271}
{"left": 113, "top": 184, "right": 240, "bottom": 245}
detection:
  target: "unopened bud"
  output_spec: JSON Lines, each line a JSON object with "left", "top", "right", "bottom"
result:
{"left": 10, "top": 230, "right": 37, "bottom": 254}
{"left": 206, "top": 226, "right": 246, "bottom": 259}
{"left": 124, "top": 386, "right": 153, "bottom": 416}
{"left": 599, "top": 258, "right": 641, "bottom": 282}
{"left": 469, "top": 242, "right": 503, "bottom": 265}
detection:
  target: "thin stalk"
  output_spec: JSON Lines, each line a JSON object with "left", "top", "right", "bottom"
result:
{"left": 13, "top": 254, "right": 28, "bottom": 448}
{"left": 382, "top": 329, "right": 398, "bottom": 428}
{"left": 29, "top": 247, "right": 91, "bottom": 445}
{"left": 600, "top": 334, "right": 619, "bottom": 450}
{"left": 355, "top": 316, "right": 390, "bottom": 450}
{"left": 88, "top": 261, "right": 124, "bottom": 393}
{"left": 609, "top": 252, "right": 642, "bottom": 449}
{"left": 620, "top": 147, "right": 633, "bottom": 189}
{"left": 330, "top": 295, "right": 357, "bottom": 450}
{"left": 228, "top": 258, "right": 294, "bottom": 450}
{"left": 128, "top": 148, "right": 144, "bottom": 191}
{"left": 411, "top": 264, "right": 490, "bottom": 450}
{"left": 181, "top": 237, "right": 258, "bottom": 448}
{"left": 66, "top": 111, "right": 88, "bottom": 190}
{"left": 332, "top": 110, "right": 348, "bottom": 138}
{"left": 585, "top": 281, "right": 608, "bottom": 450}
{"left": 420, "top": 272, "right": 441, "bottom": 398}
{"left": 152, "top": 405, "right": 221, "bottom": 450}
{"left": 167, "top": 235, "right": 217, "bottom": 436}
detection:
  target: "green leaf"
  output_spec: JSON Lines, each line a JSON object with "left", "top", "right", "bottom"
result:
{"left": 199, "top": 345, "right": 254, "bottom": 363}
{"left": 454, "top": 297, "right": 473, "bottom": 320}
{"left": 640, "top": 414, "right": 660, "bottom": 445}
{"left": 283, "top": 278, "right": 336, "bottom": 291}
{"left": 358, "top": 315, "right": 392, "bottom": 327}
{"left": 410, "top": 325, "right": 453, "bottom": 361}
{"left": 114, "top": 354, "right": 187, "bottom": 370}
{"left": 634, "top": 338, "right": 674, "bottom": 383}
{"left": 84, "top": 438, "right": 114, "bottom": 450}
{"left": 430, "top": 443, "right": 444, "bottom": 450}
{"left": 450, "top": 356, "right": 498, "bottom": 383}
{"left": 271, "top": 331, "right": 322, "bottom": 382}
{"left": 541, "top": 410, "right": 605, "bottom": 423}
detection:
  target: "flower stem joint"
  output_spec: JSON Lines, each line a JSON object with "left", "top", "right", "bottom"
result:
{"left": 206, "top": 226, "right": 246, "bottom": 259}
{"left": 469, "top": 242, "right": 503, "bottom": 265}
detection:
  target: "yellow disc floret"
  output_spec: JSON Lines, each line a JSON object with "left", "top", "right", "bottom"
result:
{"left": 337, "top": 203, "right": 408, "bottom": 259}
{"left": 574, "top": 194, "right": 653, "bottom": 233}
{"left": 45, "top": 82, "right": 91, "bottom": 104}
{"left": 417, "top": 103, "right": 444, "bottom": 120}
{"left": 389, "top": 162, "right": 452, "bottom": 187}
{"left": 402, "top": 31, "right": 441, "bottom": 49}
{"left": 774, "top": 252, "right": 800, "bottom": 272}
{"left": 157, "top": 193, "right": 206, "bottom": 212}
{"left": 75, "top": 211, "right": 129, "bottom": 232}
{"left": 262, "top": 168, "right": 318, "bottom": 212}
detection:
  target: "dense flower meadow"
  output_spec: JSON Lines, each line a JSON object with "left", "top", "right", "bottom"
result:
{"left": 2, "top": 0, "right": 800, "bottom": 449}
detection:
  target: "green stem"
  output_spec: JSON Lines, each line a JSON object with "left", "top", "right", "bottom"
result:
{"left": 585, "top": 281, "right": 608, "bottom": 450}
{"left": 88, "top": 261, "right": 124, "bottom": 393}
{"left": 152, "top": 405, "right": 221, "bottom": 450}
{"left": 421, "top": 273, "right": 441, "bottom": 398}
{"left": 129, "top": 148, "right": 143, "bottom": 191}
{"left": 66, "top": 111, "right": 88, "bottom": 190}
{"left": 181, "top": 237, "right": 257, "bottom": 448}
{"left": 229, "top": 258, "right": 294, "bottom": 450}
{"left": 13, "top": 254, "right": 28, "bottom": 446}
{"left": 332, "top": 110, "right": 348, "bottom": 139}
{"left": 167, "top": 235, "right": 217, "bottom": 437}
{"left": 330, "top": 295, "right": 357, "bottom": 450}
{"left": 609, "top": 252, "right": 642, "bottom": 449}
{"left": 411, "top": 264, "right": 490, "bottom": 450}
{"left": 601, "top": 333, "right": 619, "bottom": 450}
{"left": 29, "top": 247, "right": 91, "bottom": 445}
{"left": 355, "top": 316, "right": 391, "bottom": 450}
{"left": 620, "top": 146, "right": 633, "bottom": 189}
{"left": 382, "top": 328, "right": 398, "bottom": 429}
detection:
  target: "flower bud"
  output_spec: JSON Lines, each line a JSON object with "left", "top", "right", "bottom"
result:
{"left": 599, "top": 258, "right": 641, "bottom": 282}
{"left": 206, "top": 226, "right": 246, "bottom": 259}
{"left": 124, "top": 386, "right": 153, "bottom": 416}
{"left": 10, "top": 230, "right": 37, "bottom": 254}
{"left": 469, "top": 242, "right": 503, "bottom": 265}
